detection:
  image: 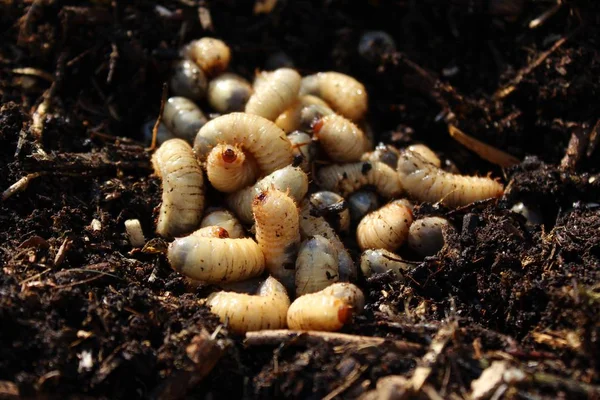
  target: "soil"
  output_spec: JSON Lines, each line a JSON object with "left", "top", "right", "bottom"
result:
{"left": 1, "top": 1, "right": 600, "bottom": 399}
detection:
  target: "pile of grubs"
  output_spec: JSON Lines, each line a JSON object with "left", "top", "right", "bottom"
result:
{"left": 138, "top": 37, "right": 506, "bottom": 335}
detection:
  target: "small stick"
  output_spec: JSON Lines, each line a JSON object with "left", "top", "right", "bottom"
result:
{"left": 1, "top": 172, "right": 45, "bottom": 201}
{"left": 244, "top": 329, "right": 423, "bottom": 352}
{"left": 448, "top": 124, "right": 520, "bottom": 167}
{"left": 149, "top": 82, "right": 168, "bottom": 151}
{"left": 560, "top": 125, "right": 589, "bottom": 171}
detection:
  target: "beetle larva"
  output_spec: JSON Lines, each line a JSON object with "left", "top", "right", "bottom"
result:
{"left": 300, "top": 72, "right": 368, "bottom": 121}
{"left": 348, "top": 190, "right": 380, "bottom": 225}
{"left": 206, "top": 276, "right": 290, "bottom": 334}
{"left": 152, "top": 139, "right": 205, "bottom": 238}
{"left": 360, "top": 248, "right": 413, "bottom": 279}
{"left": 358, "top": 30, "right": 396, "bottom": 64}
{"left": 287, "top": 282, "right": 364, "bottom": 331}
{"left": 312, "top": 114, "right": 369, "bottom": 162}
{"left": 407, "top": 216, "right": 449, "bottom": 257}
{"left": 295, "top": 235, "right": 339, "bottom": 297}
{"left": 397, "top": 149, "right": 504, "bottom": 207}
{"left": 299, "top": 200, "right": 356, "bottom": 282}
{"left": 206, "top": 143, "right": 259, "bottom": 193}
{"left": 317, "top": 161, "right": 403, "bottom": 199}
{"left": 226, "top": 165, "right": 309, "bottom": 224}
{"left": 287, "top": 131, "right": 315, "bottom": 173}
{"left": 167, "top": 236, "right": 264, "bottom": 282}
{"left": 182, "top": 37, "right": 231, "bottom": 77}
{"left": 124, "top": 219, "right": 145, "bottom": 248}
{"left": 194, "top": 112, "right": 293, "bottom": 177}
{"left": 252, "top": 188, "right": 301, "bottom": 292}
{"left": 189, "top": 225, "right": 230, "bottom": 239}
{"left": 207, "top": 73, "right": 253, "bottom": 113}
{"left": 169, "top": 59, "right": 208, "bottom": 101}
{"left": 200, "top": 208, "right": 245, "bottom": 238}
{"left": 275, "top": 95, "right": 334, "bottom": 133}
{"left": 356, "top": 199, "right": 413, "bottom": 252}
{"left": 407, "top": 144, "right": 441, "bottom": 168}
{"left": 360, "top": 142, "right": 401, "bottom": 168}
{"left": 162, "top": 97, "right": 208, "bottom": 143}
{"left": 245, "top": 68, "right": 302, "bottom": 121}
{"left": 309, "top": 191, "right": 350, "bottom": 233}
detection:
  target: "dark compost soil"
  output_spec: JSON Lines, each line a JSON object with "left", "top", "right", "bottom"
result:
{"left": 1, "top": 1, "right": 600, "bottom": 399}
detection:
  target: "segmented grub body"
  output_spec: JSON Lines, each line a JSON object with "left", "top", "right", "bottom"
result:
{"left": 245, "top": 68, "right": 301, "bottom": 121}
{"left": 312, "top": 114, "right": 370, "bottom": 162}
{"left": 275, "top": 95, "right": 333, "bottom": 133}
{"left": 295, "top": 235, "right": 339, "bottom": 297}
{"left": 356, "top": 199, "right": 413, "bottom": 252}
{"left": 200, "top": 209, "right": 245, "bottom": 238}
{"left": 170, "top": 59, "right": 208, "bottom": 101}
{"left": 183, "top": 37, "right": 231, "bottom": 77}
{"left": 206, "top": 144, "right": 259, "bottom": 193}
{"left": 207, "top": 73, "right": 253, "bottom": 113}
{"left": 407, "top": 216, "right": 448, "bottom": 257}
{"left": 360, "top": 248, "right": 413, "bottom": 279}
{"left": 162, "top": 97, "right": 208, "bottom": 143}
{"left": 317, "top": 161, "right": 403, "bottom": 198}
{"left": 152, "top": 139, "right": 205, "bottom": 238}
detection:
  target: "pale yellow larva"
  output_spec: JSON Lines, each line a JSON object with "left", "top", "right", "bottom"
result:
{"left": 152, "top": 139, "right": 205, "bottom": 238}
{"left": 162, "top": 97, "right": 208, "bottom": 143}
{"left": 252, "top": 188, "right": 300, "bottom": 292}
{"left": 287, "top": 131, "right": 315, "bottom": 173}
{"left": 167, "top": 236, "right": 264, "bottom": 282}
{"left": 299, "top": 199, "right": 356, "bottom": 282}
{"left": 309, "top": 191, "right": 350, "bottom": 233}
{"left": 286, "top": 282, "right": 364, "bottom": 331}
{"left": 360, "top": 248, "right": 413, "bottom": 279}
{"left": 312, "top": 114, "right": 369, "bottom": 162}
{"left": 193, "top": 112, "right": 293, "bottom": 177}
{"left": 397, "top": 149, "right": 504, "bottom": 207}
{"left": 205, "top": 143, "right": 259, "bottom": 193}
{"left": 317, "top": 161, "right": 403, "bottom": 198}
{"left": 200, "top": 208, "right": 245, "bottom": 239}
{"left": 407, "top": 216, "right": 449, "bottom": 257}
{"left": 207, "top": 73, "right": 253, "bottom": 113}
{"left": 300, "top": 72, "right": 368, "bottom": 121}
{"left": 206, "top": 276, "right": 290, "bottom": 334}
{"left": 356, "top": 199, "right": 413, "bottom": 252}
{"left": 407, "top": 144, "right": 441, "bottom": 168}
{"left": 275, "top": 95, "right": 334, "bottom": 133}
{"left": 245, "top": 68, "right": 302, "bottom": 121}
{"left": 226, "top": 165, "right": 309, "bottom": 224}
{"left": 189, "top": 225, "right": 230, "bottom": 239}
{"left": 183, "top": 37, "right": 231, "bottom": 77}
{"left": 169, "top": 59, "right": 208, "bottom": 101}
{"left": 295, "top": 235, "right": 339, "bottom": 297}
{"left": 360, "top": 142, "right": 401, "bottom": 168}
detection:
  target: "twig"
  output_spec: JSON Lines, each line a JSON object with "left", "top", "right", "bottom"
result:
{"left": 560, "top": 124, "right": 589, "bottom": 171}
{"left": 244, "top": 330, "right": 423, "bottom": 353}
{"left": 149, "top": 83, "right": 168, "bottom": 151}
{"left": 2, "top": 172, "right": 45, "bottom": 201}
{"left": 322, "top": 363, "right": 368, "bottom": 400}
{"left": 11, "top": 67, "right": 54, "bottom": 82}
{"left": 448, "top": 124, "right": 520, "bottom": 167}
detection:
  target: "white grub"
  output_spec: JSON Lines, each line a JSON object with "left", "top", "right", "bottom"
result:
{"left": 167, "top": 236, "right": 264, "bottom": 282}
{"left": 252, "top": 188, "right": 301, "bottom": 292}
{"left": 360, "top": 142, "right": 401, "bottom": 168}
{"left": 124, "top": 219, "right": 145, "bottom": 248}
{"left": 360, "top": 248, "right": 413, "bottom": 279}
{"left": 287, "top": 282, "right": 364, "bottom": 331}
{"left": 510, "top": 202, "right": 543, "bottom": 225}
{"left": 189, "top": 225, "right": 230, "bottom": 239}
{"left": 207, "top": 73, "right": 253, "bottom": 113}
{"left": 300, "top": 72, "right": 368, "bottom": 121}
{"left": 245, "top": 68, "right": 301, "bottom": 121}
{"left": 142, "top": 120, "right": 173, "bottom": 146}
{"left": 407, "top": 144, "right": 441, "bottom": 168}
{"left": 200, "top": 208, "right": 245, "bottom": 238}
{"left": 206, "top": 143, "right": 259, "bottom": 193}
{"left": 309, "top": 191, "right": 350, "bottom": 233}
{"left": 299, "top": 199, "right": 356, "bottom": 282}
{"left": 317, "top": 161, "right": 403, "bottom": 198}
{"left": 162, "top": 97, "right": 208, "bottom": 143}
{"left": 397, "top": 149, "right": 504, "bottom": 207}
{"left": 194, "top": 112, "right": 293, "bottom": 176}
{"left": 295, "top": 235, "right": 339, "bottom": 297}
{"left": 169, "top": 59, "right": 208, "bottom": 101}
{"left": 356, "top": 199, "right": 413, "bottom": 252}
{"left": 152, "top": 139, "right": 205, "bottom": 238}
{"left": 206, "top": 276, "right": 290, "bottom": 334}
{"left": 312, "top": 114, "right": 369, "bottom": 162}
{"left": 183, "top": 37, "right": 231, "bottom": 77}
{"left": 275, "top": 95, "right": 333, "bottom": 133}
{"left": 348, "top": 190, "right": 380, "bottom": 224}
{"left": 226, "top": 165, "right": 308, "bottom": 224}
{"left": 408, "top": 216, "right": 449, "bottom": 257}
{"left": 287, "top": 130, "right": 315, "bottom": 173}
